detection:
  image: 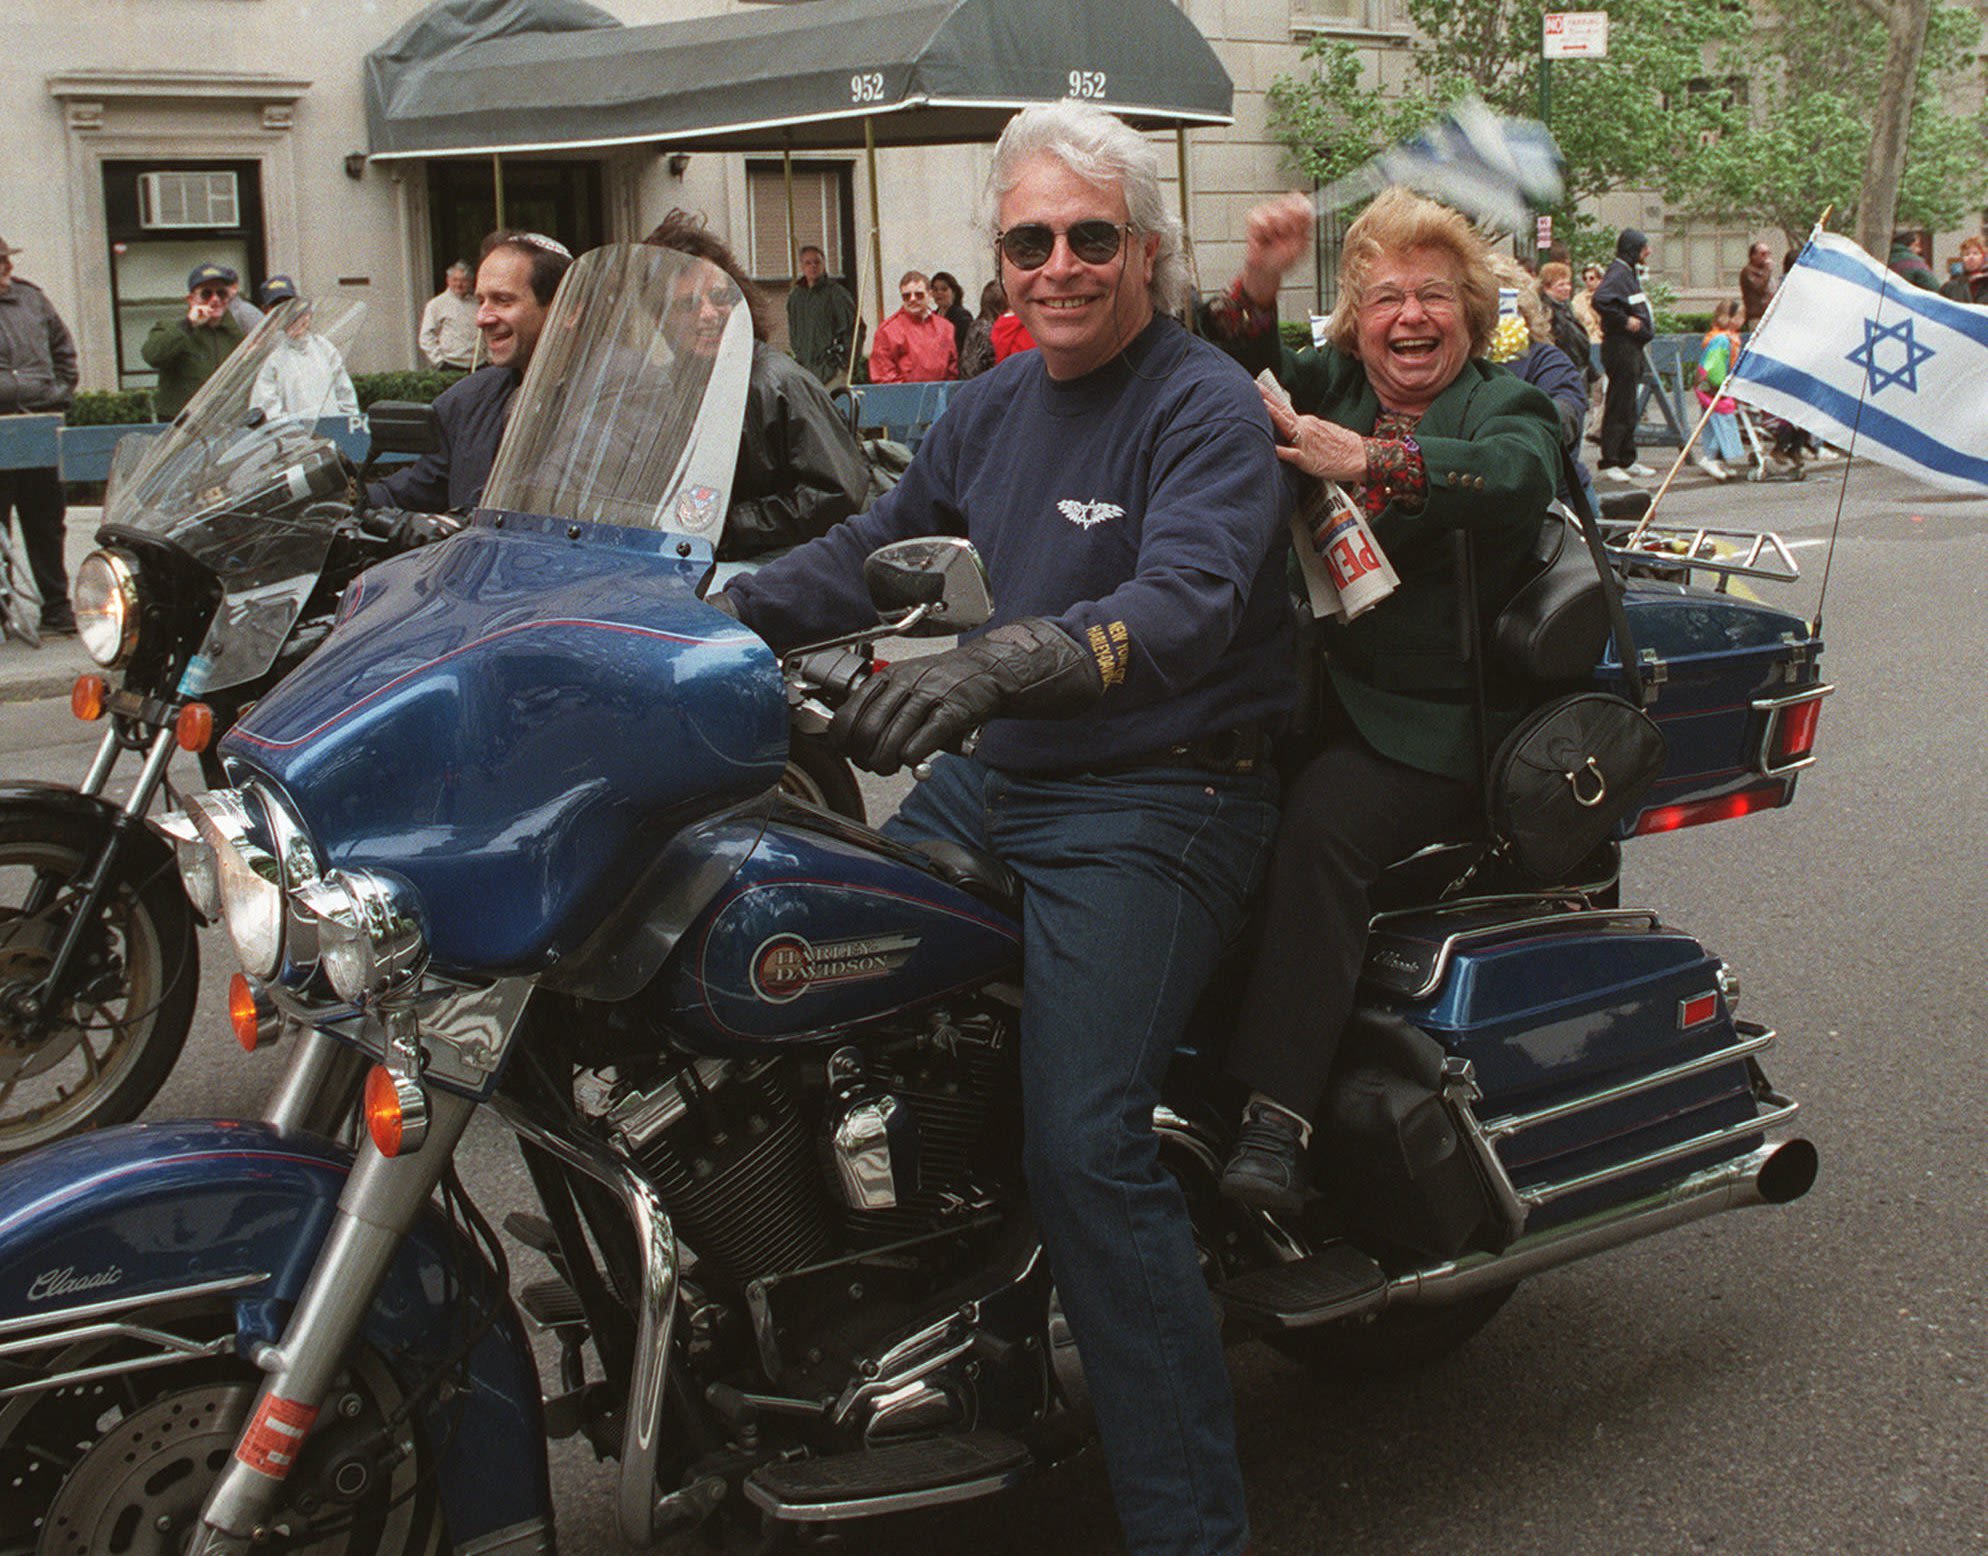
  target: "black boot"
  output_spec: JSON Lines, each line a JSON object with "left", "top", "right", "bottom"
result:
{"left": 1220, "top": 1102, "right": 1310, "bottom": 1215}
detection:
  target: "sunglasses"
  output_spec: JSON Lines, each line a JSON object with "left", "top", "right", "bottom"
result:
{"left": 997, "top": 221, "right": 1133, "bottom": 271}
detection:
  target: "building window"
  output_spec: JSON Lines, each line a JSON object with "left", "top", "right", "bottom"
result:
{"left": 746, "top": 162, "right": 855, "bottom": 283}
{"left": 1667, "top": 220, "right": 1754, "bottom": 295}
{"left": 1292, "top": 0, "right": 1399, "bottom": 37}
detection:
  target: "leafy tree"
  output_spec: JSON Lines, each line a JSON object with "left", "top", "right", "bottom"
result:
{"left": 1675, "top": 0, "right": 1984, "bottom": 251}
{"left": 1267, "top": 0, "right": 1732, "bottom": 255}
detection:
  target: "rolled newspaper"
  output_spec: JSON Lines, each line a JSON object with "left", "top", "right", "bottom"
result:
{"left": 1255, "top": 371, "right": 1399, "bottom": 622}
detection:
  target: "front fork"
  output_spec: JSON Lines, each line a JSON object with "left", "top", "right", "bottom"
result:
{"left": 12, "top": 726, "right": 175, "bottom": 1032}
{"left": 188, "top": 1088, "right": 479, "bottom": 1552}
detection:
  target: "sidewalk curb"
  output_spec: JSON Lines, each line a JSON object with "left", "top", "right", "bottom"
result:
{"left": 0, "top": 671, "right": 81, "bottom": 706}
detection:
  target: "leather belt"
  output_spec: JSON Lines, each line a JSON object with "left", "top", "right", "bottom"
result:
{"left": 1075, "top": 723, "right": 1273, "bottom": 779}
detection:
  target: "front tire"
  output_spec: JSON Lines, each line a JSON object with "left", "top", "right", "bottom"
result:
{"left": 0, "top": 1318, "right": 444, "bottom": 1555}
{"left": 0, "top": 809, "right": 200, "bottom": 1156}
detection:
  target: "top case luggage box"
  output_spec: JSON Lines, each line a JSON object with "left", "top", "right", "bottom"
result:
{"left": 1598, "top": 583, "right": 1827, "bottom": 834}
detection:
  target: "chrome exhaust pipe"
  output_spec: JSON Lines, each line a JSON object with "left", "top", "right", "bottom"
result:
{"left": 1388, "top": 1137, "right": 1817, "bottom": 1310}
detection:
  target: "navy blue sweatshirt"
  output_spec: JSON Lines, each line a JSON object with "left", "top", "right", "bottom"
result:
{"left": 725, "top": 315, "right": 1295, "bottom": 772}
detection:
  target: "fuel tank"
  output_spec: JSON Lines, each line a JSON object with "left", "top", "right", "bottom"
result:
{"left": 219, "top": 517, "right": 787, "bottom": 974}
{"left": 655, "top": 808, "right": 1022, "bottom": 1054}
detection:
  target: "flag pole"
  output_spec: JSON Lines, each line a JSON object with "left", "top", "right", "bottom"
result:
{"left": 1626, "top": 217, "right": 1826, "bottom": 548}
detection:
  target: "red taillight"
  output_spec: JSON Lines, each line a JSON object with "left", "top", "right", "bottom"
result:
{"left": 1771, "top": 698, "right": 1822, "bottom": 767}
{"left": 71, "top": 676, "right": 106, "bottom": 722}
{"left": 1634, "top": 786, "right": 1787, "bottom": 835}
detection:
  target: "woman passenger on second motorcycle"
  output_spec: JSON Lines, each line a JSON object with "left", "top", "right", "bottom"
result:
{"left": 642, "top": 212, "right": 873, "bottom": 560}
{"left": 1202, "top": 187, "right": 1562, "bottom": 1212}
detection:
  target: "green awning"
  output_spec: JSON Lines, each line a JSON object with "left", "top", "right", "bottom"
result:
{"left": 364, "top": 0, "right": 1233, "bottom": 159}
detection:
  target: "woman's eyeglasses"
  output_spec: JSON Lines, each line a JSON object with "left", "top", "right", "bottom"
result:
{"left": 997, "top": 221, "right": 1133, "bottom": 270}
{"left": 1358, "top": 282, "right": 1460, "bottom": 315}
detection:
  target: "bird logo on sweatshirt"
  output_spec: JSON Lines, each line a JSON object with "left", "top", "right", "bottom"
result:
{"left": 1057, "top": 498, "right": 1124, "bottom": 529}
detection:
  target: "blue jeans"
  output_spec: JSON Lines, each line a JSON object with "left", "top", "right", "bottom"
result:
{"left": 888, "top": 755, "right": 1278, "bottom": 1556}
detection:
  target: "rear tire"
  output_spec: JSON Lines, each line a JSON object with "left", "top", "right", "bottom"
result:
{"left": 0, "top": 809, "right": 199, "bottom": 1156}
{"left": 1264, "top": 1284, "right": 1517, "bottom": 1376}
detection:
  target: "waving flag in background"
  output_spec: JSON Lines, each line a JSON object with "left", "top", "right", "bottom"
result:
{"left": 1313, "top": 98, "right": 1564, "bottom": 235}
{"left": 1726, "top": 232, "right": 1988, "bottom": 494}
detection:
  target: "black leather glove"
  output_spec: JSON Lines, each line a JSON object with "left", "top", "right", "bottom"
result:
{"left": 389, "top": 511, "right": 463, "bottom": 549}
{"left": 830, "top": 617, "right": 1104, "bottom": 775}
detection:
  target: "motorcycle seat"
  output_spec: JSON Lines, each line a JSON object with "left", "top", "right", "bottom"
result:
{"left": 909, "top": 838, "right": 1023, "bottom": 917}
{"left": 1370, "top": 837, "right": 1620, "bottom": 916}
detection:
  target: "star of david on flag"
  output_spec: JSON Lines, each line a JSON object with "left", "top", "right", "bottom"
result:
{"left": 1725, "top": 232, "right": 1988, "bottom": 493}
{"left": 1845, "top": 317, "right": 1936, "bottom": 394}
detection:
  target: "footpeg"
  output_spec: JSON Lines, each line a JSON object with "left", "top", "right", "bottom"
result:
{"left": 1219, "top": 1243, "right": 1389, "bottom": 1330}
{"left": 503, "top": 1211, "right": 559, "bottom": 1255}
{"left": 744, "top": 1430, "right": 1033, "bottom": 1522}
{"left": 518, "top": 1275, "right": 587, "bottom": 1331}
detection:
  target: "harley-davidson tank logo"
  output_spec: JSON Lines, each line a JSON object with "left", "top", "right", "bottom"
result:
{"left": 750, "top": 931, "right": 920, "bottom": 1004}
{"left": 27, "top": 1263, "right": 123, "bottom": 1303}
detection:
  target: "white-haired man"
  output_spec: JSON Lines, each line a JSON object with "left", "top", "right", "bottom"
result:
{"left": 714, "top": 101, "right": 1291, "bottom": 1556}
{"left": 419, "top": 261, "right": 479, "bottom": 371}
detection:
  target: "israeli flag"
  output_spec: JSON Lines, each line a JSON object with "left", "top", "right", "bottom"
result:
{"left": 1727, "top": 232, "right": 1988, "bottom": 493}
{"left": 1315, "top": 98, "right": 1564, "bottom": 235}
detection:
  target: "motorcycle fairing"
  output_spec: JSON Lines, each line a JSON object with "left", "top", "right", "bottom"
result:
{"left": 0, "top": 1119, "right": 551, "bottom": 1546}
{"left": 220, "top": 519, "right": 787, "bottom": 974}
{"left": 1371, "top": 905, "right": 1763, "bottom": 1230}
{"left": 658, "top": 809, "right": 1022, "bottom": 1053}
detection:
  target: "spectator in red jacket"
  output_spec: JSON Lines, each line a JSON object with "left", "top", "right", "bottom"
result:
{"left": 868, "top": 271, "right": 957, "bottom": 382}
{"left": 990, "top": 309, "right": 1037, "bottom": 362}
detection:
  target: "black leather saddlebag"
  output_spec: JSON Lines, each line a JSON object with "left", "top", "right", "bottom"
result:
{"left": 1320, "top": 1009, "right": 1506, "bottom": 1260}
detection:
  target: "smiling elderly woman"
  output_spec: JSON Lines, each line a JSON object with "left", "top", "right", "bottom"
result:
{"left": 1201, "top": 186, "right": 1561, "bottom": 1212}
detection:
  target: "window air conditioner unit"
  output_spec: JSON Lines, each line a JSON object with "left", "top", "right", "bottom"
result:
{"left": 138, "top": 172, "right": 241, "bottom": 231}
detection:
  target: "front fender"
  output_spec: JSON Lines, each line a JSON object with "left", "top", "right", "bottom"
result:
{"left": 0, "top": 1119, "right": 551, "bottom": 1547}
{"left": 0, "top": 777, "right": 188, "bottom": 905}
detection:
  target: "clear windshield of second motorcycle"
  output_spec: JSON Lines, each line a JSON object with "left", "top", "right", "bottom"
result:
{"left": 102, "top": 298, "right": 367, "bottom": 546}
{"left": 481, "top": 245, "right": 753, "bottom": 542}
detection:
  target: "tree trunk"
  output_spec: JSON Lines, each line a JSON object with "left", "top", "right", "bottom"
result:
{"left": 1856, "top": 0, "right": 1933, "bottom": 255}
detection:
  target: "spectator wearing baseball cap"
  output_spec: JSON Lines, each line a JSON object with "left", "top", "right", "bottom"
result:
{"left": 142, "top": 260, "right": 247, "bottom": 418}
{"left": 259, "top": 274, "right": 300, "bottom": 309}
{"left": 0, "top": 235, "right": 80, "bottom": 633}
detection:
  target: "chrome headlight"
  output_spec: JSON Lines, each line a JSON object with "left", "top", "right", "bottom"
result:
{"left": 173, "top": 785, "right": 322, "bottom": 984}
{"left": 297, "top": 869, "right": 428, "bottom": 1006}
{"left": 162, "top": 790, "right": 257, "bottom": 922}
{"left": 74, "top": 548, "right": 142, "bottom": 667}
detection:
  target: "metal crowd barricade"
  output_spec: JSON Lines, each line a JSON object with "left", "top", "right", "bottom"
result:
{"left": 3, "top": 418, "right": 380, "bottom": 484}
{"left": 841, "top": 382, "right": 956, "bottom": 448}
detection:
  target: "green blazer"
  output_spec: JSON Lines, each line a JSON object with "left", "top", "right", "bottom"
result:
{"left": 1275, "top": 344, "right": 1560, "bottom": 781}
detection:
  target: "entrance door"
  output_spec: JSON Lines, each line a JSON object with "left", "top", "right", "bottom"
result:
{"left": 426, "top": 160, "right": 605, "bottom": 296}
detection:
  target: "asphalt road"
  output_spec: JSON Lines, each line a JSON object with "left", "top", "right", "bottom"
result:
{"left": 1, "top": 457, "right": 1980, "bottom": 1554}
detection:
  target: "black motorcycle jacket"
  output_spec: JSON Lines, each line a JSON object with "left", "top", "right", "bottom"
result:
{"left": 720, "top": 342, "right": 873, "bottom": 560}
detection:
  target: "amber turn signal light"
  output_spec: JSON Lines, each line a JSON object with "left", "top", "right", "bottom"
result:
{"left": 364, "top": 1065, "right": 430, "bottom": 1158}
{"left": 228, "top": 973, "right": 274, "bottom": 1051}
{"left": 71, "top": 676, "right": 107, "bottom": 722}
{"left": 176, "top": 702, "right": 215, "bottom": 753}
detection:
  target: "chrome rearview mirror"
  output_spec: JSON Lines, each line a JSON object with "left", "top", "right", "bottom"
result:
{"left": 862, "top": 538, "right": 992, "bottom": 638}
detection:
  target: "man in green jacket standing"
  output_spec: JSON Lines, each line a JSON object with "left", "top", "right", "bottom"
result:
{"left": 143, "top": 262, "right": 246, "bottom": 419}
{"left": 784, "top": 245, "right": 856, "bottom": 386}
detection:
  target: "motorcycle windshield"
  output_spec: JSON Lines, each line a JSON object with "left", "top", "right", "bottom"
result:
{"left": 100, "top": 298, "right": 366, "bottom": 693}
{"left": 481, "top": 245, "right": 753, "bottom": 540}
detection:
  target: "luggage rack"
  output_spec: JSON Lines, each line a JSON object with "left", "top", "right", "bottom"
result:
{"left": 1606, "top": 523, "right": 1801, "bottom": 592}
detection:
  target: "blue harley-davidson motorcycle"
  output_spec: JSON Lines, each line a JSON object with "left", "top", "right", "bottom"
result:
{"left": 0, "top": 247, "right": 1823, "bottom": 1554}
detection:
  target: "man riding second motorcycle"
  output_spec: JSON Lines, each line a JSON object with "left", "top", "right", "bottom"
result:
{"left": 365, "top": 229, "right": 574, "bottom": 536}
{"left": 712, "top": 100, "right": 1294, "bottom": 1556}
